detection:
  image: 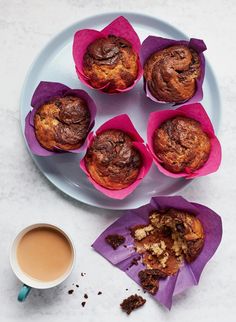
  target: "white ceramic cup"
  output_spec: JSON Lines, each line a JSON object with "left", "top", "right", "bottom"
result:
{"left": 10, "top": 223, "right": 76, "bottom": 302}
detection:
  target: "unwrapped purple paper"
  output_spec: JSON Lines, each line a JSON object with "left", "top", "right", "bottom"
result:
{"left": 93, "top": 196, "right": 222, "bottom": 309}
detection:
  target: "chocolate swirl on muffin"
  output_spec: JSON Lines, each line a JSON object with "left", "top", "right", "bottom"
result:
{"left": 144, "top": 45, "right": 201, "bottom": 102}
{"left": 34, "top": 96, "right": 90, "bottom": 151}
{"left": 83, "top": 35, "right": 139, "bottom": 93}
{"left": 153, "top": 116, "right": 211, "bottom": 173}
{"left": 84, "top": 130, "right": 142, "bottom": 189}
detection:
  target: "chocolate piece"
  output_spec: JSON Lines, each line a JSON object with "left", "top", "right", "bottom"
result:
{"left": 84, "top": 293, "right": 88, "bottom": 299}
{"left": 85, "top": 130, "right": 142, "bottom": 190}
{"left": 105, "top": 234, "right": 126, "bottom": 250}
{"left": 138, "top": 269, "right": 168, "bottom": 295}
{"left": 97, "top": 291, "right": 102, "bottom": 295}
{"left": 153, "top": 116, "right": 211, "bottom": 173}
{"left": 144, "top": 45, "right": 201, "bottom": 102}
{"left": 129, "top": 256, "right": 141, "bottom": 268}
{"left": 81, "top": 301, "right": 86, "bottom": 307}
{"left": 120, "top": 294, "right": 146, "bottom": 315}
{"left": 68, "top": 289, "right": 74, "bottom": 295}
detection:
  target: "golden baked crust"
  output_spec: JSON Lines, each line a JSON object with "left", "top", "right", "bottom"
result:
{"left": 34, "top": 96, "right": 90, "bottom": 151}
{"left": 132, "top": 208, "right": 205, "bottom": 276}
{"left": 153, "top": 116, "right": 211, "bottom": 173}
{"left": 83, "top": 35, "right": 139, "bottom": 93}
{"left": 144, "top": 45, "right": 201, "bottom": 102}
{"left": 85, "top": 130, "right": 142, "bottom": 190}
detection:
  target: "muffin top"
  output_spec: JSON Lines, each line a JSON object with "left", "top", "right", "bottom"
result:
{"left": 34, "top": 96, "right": 90, "bottom": 151}
{"left": 144, "top": 45, "right": 201, "bottom": 102}
{"left": 85, "top": 129, "right": 142, "bottom": 190}
{"left": 131, "top": 208, "right": 204, "bottom": 277}
{"left": 83, "top": 35, "right": 139, "bottom": 93}
{"left": 153, "top": 116, "right": 211, "bottom": 173}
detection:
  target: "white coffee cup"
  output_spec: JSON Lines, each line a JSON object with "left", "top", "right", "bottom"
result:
{"left": 10, "top": 223, "right": 76, "bottom": 301}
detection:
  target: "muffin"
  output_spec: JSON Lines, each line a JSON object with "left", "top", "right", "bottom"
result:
{"left": 144, "top": 45, "right": 201, "bottom": 102}
{"left": 131, "top": 208, "right": 205, "bottom": 276}
{"left": 84, "top": 129, "right": 142, "bottom": 190}
{"left": 34, "top": 96, "right": 91, "bottom": 151}
{"left": 83, "top": 35, "right": 139, "bottom": 93}
{"left": 153, "top": 116, "right": 211, "bottom": 173}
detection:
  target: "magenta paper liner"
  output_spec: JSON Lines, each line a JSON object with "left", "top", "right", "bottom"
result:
{"left": 24, "top": 81, "right": 97, "bottom": 156}
{"left": 140, "top": 36, "right": 207, "bottom": 105}
{"left": 72, "top": 16, "right": 143, "bottom": 93}
{"left": 147, "top": 103, "right": 222, "bottom": 179}
{"left": 92, "top": 196, "right": 222, "bottom": 309}
{"left": 80, "top": 114, "right": 153, "bottom": 199}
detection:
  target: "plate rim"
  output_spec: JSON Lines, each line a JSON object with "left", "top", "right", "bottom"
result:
{"left": 19, "top": 11, "right": 221, "bottom": 210}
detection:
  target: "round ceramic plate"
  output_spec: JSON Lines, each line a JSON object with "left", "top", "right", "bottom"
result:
{"left": 20, "top": 12, "right": 221, "bottom": 210}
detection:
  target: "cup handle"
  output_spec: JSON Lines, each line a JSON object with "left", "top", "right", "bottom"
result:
{"left": 18, "top": 284, "right": 31, "bottom": 302}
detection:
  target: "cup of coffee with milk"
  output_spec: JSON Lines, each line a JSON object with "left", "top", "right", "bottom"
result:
{"left": 10, "top": 223, "right": 76, "bottom": 301}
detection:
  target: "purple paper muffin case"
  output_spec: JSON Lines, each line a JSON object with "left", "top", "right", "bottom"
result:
{"left": 24, "top": 81, "right": 97, "bottom": 156}
{"left": 80, "top": 114, "right": 153, "bottom": 200}
{"left": 147, "top": 103, "right": 222, "bottom": 179}
{"left": 72, "top": 16, "right": 143, "bottom": 93}
{"left": 92, "top": 195, "right": 223, "bottom": 310}
{"left": 140, "top": 36, "right": 207, "bottom": 105}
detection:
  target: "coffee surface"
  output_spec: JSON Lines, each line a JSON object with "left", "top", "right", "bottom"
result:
{"left": 17, "top": 227, "right": 73, "bottom": 282}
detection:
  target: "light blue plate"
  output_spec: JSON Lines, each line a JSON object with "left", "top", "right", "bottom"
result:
{"left": 20, "top": 13, "right": 221, "bottom": 210}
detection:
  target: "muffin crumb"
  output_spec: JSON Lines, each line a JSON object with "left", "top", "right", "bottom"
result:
{"left": 105, "top": 234, "right": 126, "bottom": 250}
{"left": 120, "top": 294, "right": 146, "bottom": 314}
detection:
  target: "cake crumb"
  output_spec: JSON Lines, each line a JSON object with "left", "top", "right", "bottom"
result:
{"left": 120, "top": 294, "right": 146, "bottom": 314}
{"left": 97, "top": 291, "right": 102, "bottom": 295}
{"left": 81, "top": 301, "right": 86, "bottom": 307}
{"left": 105, "top": 234, "right": 126, "bottom": 250}
{"left": 134, "top": 225, "right": 154, "bottom": 241}
{"left": 68, "top": 289, "right": 74, "bottom": 295}
{"left": 84, "top": 293, "right": 88, "bottom": 299}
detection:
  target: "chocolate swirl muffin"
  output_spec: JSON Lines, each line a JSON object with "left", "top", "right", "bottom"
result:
{"left": 153, "top": 116, "right": 211, "bottom": 173}
{"left": 144, "top": 45, "right": 201, "bottom": 102}
{"left": 83, "top": 35, "right": 139, "bottom": 93}
{"left": 132, "top": 208, "right": 205, "bottom": 276}
{"left": 84, "top": 130, "right": 142, "bottom": 190}
{"left": 34, "top": 96, "right": 91, "bottom": 151}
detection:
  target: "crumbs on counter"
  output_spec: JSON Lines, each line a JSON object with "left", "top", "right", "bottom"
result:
{"left": 76, "top": 284, "right": 79, "bottom": 288}
{"left": 68, "top": 289, "right": 74, "bottom": 295}
{"left": 97, "top": 291, "right": 102, "bottom": 295}
{"left": 81, "top": 301, "right": 86, "bottom": 307}
{"left": 81, "top": 272, "right": 86, "bottom": 277}
{"left": 84, "top": 293, "right": 88, "bottom": 299}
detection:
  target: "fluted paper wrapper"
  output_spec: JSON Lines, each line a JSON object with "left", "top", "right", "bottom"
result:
{"left": 93, "top": 196, "right": 222, "bottom": 309}
{"left": 147, "top": 103, "right": 222, "bottom": 178}
{"left": 140, "top": 36, "right": 206, "bottom": 105}
{"left": 72, "top": 16, "right": 143, "bottom": 93}
{"left": 80, "top": 114, "right": 153, "bottom": 199}
{"left": 24, "top": 81, "right": 97, "bottom": 156}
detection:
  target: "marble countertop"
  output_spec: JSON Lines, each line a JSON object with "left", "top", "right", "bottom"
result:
{"left": 0, "top": 0, "right": 235, "bottom": 321}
